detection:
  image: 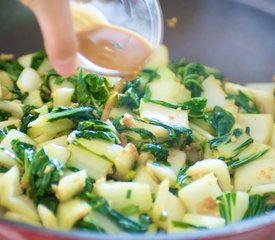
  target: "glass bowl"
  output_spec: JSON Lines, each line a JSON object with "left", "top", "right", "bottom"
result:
{"left": 70, "top": 0, "right": 163, "bottom": 76}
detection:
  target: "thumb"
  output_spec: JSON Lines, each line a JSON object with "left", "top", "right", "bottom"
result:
{"left": 21, "top": 0, "right": 78, "bottom": 76}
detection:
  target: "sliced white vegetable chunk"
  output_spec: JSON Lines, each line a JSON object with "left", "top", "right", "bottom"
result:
{"left": 1, "top": 129, "right": 36, "bottom": 153}
{"left": 52, "top": 88, "right": 74, "bottom": 107}
{"left": 167, "top": 149, "right": 186, "bottom": 174}
{"left": 38, "top": 204, "right": 58, "bottom": 229}
{"left": 94, "top": 181, "right": 153, "bottom": 212}
{"left": 44, "top": 143, "right": 71, "bottom": 165}
{"left": 186, "top": 159, "right": 232, "bottom": 192}
{"left": 55, "top": 170, "right": 87, "bottom": 202}
{"left": 139, "top": 99, "right": 189, "bottom": 129}
{"left": 201, "top": 75, "right": 233, "bottom": 109}
{"left": 0, "top": 100, "right": 23, "bottom": 118}
{"left": 4, "top": 211, "right": 41, "bottom": 226}
{"left": 179, "top": 173, "right": 222, "bottom": 215}
{"left": 183, "top": 214, "right": 225, "bottom": 228}
{"left": 67, "top": 144, "right": 112, "bottom": 180}
{"left": 113, "top": 143, "right": 138, "bottom": 180}
{"left": 0, "top": 166, "right": 22, "bottom": 202}
{"left": 237, "top": 113, "right": 273, "bottom": 144}
{"left": 249, "top": 183, "right": 275, "bottom": 195}
{"left": 134, "top": 166, "right": 159, "bottom": 194}
{"left": 246, "top": 82, "right": 275, "bottom": 95}
{"left": 147, "top": 162, "right": 177, "bottom": 187}
{"left": 147, "top": 68, "right": 191, "bottom": 103}
{"left": 23, "top": 90, "right": 44, "bottom": 107}
{"left": 234, "top": 149, "right": 275, "bottom": 191}
{"left": 217, "top": 191, "right": 249, "bottom": 223}
{"left": 0, "top": 147, "right": 16, "bottom": 167}
{"left": 152, "top": 179, "right": 185, "bottom": 230}
{"left": 57, "top": 199, "right": 91, "bottom": 230}
{"left": 145, "top": 44, "right": 169, "bottom": 69}
{"left": 2, "top": 195, "right": 39, "bottom": 222}
{"left": 17, "top": 67, "right": 42, "bottom": 92}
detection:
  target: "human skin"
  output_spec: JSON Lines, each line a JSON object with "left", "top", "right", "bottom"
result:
{"left": 20, "top": 0, "right": 78, "bottom": 76}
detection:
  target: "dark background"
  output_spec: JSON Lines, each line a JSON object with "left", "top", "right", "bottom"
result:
{"left": 1, "top": 0, "right": 275, "bottom": 84}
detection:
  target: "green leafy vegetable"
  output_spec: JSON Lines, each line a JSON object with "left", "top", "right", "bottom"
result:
{"left": 0, "top": 59, "right": 23, "bottom": 81}
{"left": 11, "top": 139, "right": 35, "bottom": 171}
{"left": 0, "top": 109, "right": 11, "bottom": 121}
{"left": 73, "top": 70, "right": 111, "bottom": 109}
{"left": 228, "top": 147, "right": 269, "bottom": 170}
{"left": 209, "top": 128, "right": 252, "bottom": 152}
{"left": 86, "top": 195, "right": 148, "bottom": 232}
{"left": 142, "top": 118, "right": 192, "bottom": 142}
{"left": 76, "top": 119, "right": 120, "bottom": 144}
{"left": 27, "top": 148, "right": 63, "bottom": 203}
{"left": 118, "top": 79, "right": 140, "bottom": 109}
{"left": 47, "top": 107, "right": 99, "bottom": 122}
{"left": 170, "top": 60, "right": 222, "bottom": 97}
{"left": 227, "top": 90, "right": 259, "bottom": 113}
{"left": 243, "top": 194, "right": 274, "bottom": 219}
{"left": 217, "top": 192, "right": 237, "bottom": 223}
{"left": 172, "top": 220, "right": 208, "bottom": 230}
{"left": 206, "top": 106, "right": 235, "bottom": 136}
{"left": 142, "top": 97, "right": 207, "bottom": 120}
{"left": 176, "top": 166, "right": 191, "bottom": 188}
{"left": 112, "top": 116, "right": 156, "bottom": 142}
{"left": 30, "top": 50, "right": 47, "bottom": 70}
{"left": 138, "top": 69, "right": 159, "bottom": 83}
{"left": 74, "top": 219, "right": 105, "bottom": 233}
{"left": 74, "top": 130, "right": 119, "bottom": 144}
{"left": 137, "top": 142, "right": 169, "bottom": 163}
{"left": 121, "top": 204, "right": 140, "bottom": 215}
{"left": 20, "top": 105, "right": 39, "bottom": 133}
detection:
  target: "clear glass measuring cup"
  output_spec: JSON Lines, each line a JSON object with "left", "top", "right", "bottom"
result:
{"left": 70, "top": 0, "right": 163, "bottom": 76}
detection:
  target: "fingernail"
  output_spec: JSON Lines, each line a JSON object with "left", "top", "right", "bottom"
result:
{"left": 53, "top": 57, "right": 77, "bottom": 76}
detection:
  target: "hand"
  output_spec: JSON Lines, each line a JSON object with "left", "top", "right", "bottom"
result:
{"left": 20, "top": 0, "right": 78, "bottom": 76}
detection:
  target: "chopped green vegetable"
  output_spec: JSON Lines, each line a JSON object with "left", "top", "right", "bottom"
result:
{"left": 217, "top": 192, "right": 237, "bottom": 223}
{"left": 73, "top": 70, "right": 111, "bottom": 109}
{"left": 206, "top": 106, "right": 235, "bottom": 136}
{"left": 0, "top": 109, "right": 12, "bottom": 121}
{"left": 139, "top": 69, "right": 160, "bottom": 83}
{"left": 0, "top": 59, "right": 23, "bottom": 81}
{"left": 126, "top": 189, "right": 132, "bottom": 199}
{"left": 30, "top": 50, "right": 47, "bottom": 70}
{"left": 74, "top": 218, "right": 105, "bottom": 233}
{"left": 176, "top": 166, "right": 191, "bottom": 188}
{"left": 75, "top": 119, "right": 120, "bottom": 144}
{"left": 227, "top": 90, "right": 259, "bottom": 113}
{"left": 243, "top": 194, "right": 273, "bottom": 219}
{"left": 0, "top": 165, "right": 10, "bottom": 173}
{"left": 28, "top": 148, "right": 63, "bottom": 203}
{"left": 74, "top": 130, "right": 119, "bottom": 144}
{"left": 121, "top": 204, "right": 140, "bottom": 215}
{"left": 118, "top": 79, "right": 141, "bottom": 109}
{"left": 11, "top": 139, "right": 35, "bottom": 171}
{"left": 209, "top": 129, "right": 252, "bottom": 154}
{"left": 47, "top": 107, "right": 99, "bottom": 122}
{"left": 112, "top": 116, "right": 157, "bottom": 142}
{"left": 20, "top": 105, "right": 39, "bottom": 133}
{"left": 172, "top": 220, "right": 208, "bottom": 230}
{"left": 170, "top": 60, "right": 222, "bottom": 97}
{"left": 86, "top": 194, "right": 148, "bottom": 232}
{"left": 137, "top": 142, "right": 169, "bottom": 163}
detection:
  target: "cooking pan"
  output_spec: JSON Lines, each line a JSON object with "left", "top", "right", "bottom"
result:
{"left": 1, "top": 0, "right": 275, "bottom": 239}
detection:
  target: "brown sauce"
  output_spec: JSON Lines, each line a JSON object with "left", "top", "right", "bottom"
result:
{"left": 77, "top": 24, "right": 153, "bottom": 75}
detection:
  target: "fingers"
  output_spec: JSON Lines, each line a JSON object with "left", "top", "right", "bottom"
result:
{"left": 20, "top": 0, "right": 78, "bottom": 76}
